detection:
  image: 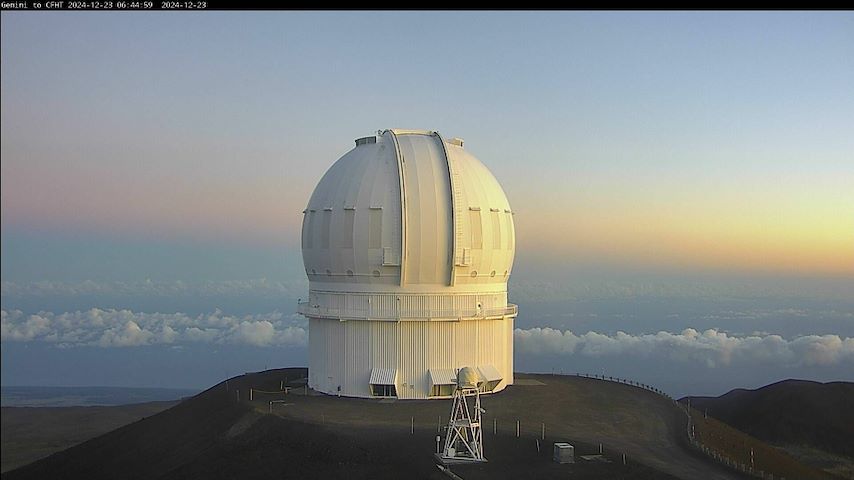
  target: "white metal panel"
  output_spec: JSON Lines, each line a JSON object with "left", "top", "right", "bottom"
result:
{"left": 478, "top": 364, "right": 503, "bottom": 382}
{"left": 398, "top": 321, "right": 429, "bottom": 399}
{"left": 396, "top": 132, "right": 453, "bottom": 286}
{"left": 308, "top": 316, "right": 512, "bottom": 399}
{"left": 325, "top": 318, "right": 345, "bottom": 393}
{"left": 455, "top": 319, "right": 478, "bottom": 369}
{"left": 428, "top": 320, "right": 455, "bottom": 369}
{"left": 369, "top": 367, "right": 397, "bottom": 385}
{"left": 445, "top": 142, "right": 514, "bottom": 286}
{"left": 307, "top": 318, "right": 322, "bottom": 389}
{"left": 371, "top": 321, "right": 398, "bottom": 370}
{"left": 506, "top": 316, "right": 515, "bottom": 386}
{"left": 345, "top": 320, "right": 372, "bottom": 397}
{"left": 429, "top": 369, "right": 457, "bottom": 386}
{"left": 302, "top": 135, "right": 402, "bottom": 288}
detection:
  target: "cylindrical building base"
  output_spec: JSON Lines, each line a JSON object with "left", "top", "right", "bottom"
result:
{"left": 307, "top": 316, "right": 514, "bottom": 399}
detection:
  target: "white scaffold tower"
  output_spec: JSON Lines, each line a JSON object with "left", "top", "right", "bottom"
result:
{"left": 439, "top": 366, "right": 487, "bottom": 464}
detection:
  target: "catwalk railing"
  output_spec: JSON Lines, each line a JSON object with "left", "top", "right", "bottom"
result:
{"left": 297, "top": 302, "right": 518, "bottom": 321}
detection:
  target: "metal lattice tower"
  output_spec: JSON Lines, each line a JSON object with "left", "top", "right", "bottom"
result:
{"left": 440, "top": 367, "right": 486, "bottom": 463}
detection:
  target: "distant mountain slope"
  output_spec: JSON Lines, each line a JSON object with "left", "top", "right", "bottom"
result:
{"left": 1, "top": 386, "right": 198, "bottom": 407}
{"left": 1, "top": 401, "right": 177, "bottom": 472}
{"left": 4, "top": 383, "right": 248, "bottom": 480}
{"left": 682, "top": 379, "right": 854, "bottom": 458}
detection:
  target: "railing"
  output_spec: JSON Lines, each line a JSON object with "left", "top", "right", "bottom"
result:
{"left": 297, "top": 302, "right": 518, "bottom": 321}
{"left": 574, "top": 373, "right": 782, "bottom": 479}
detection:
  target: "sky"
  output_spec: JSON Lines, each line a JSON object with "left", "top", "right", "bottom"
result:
{"left": 1, "top": 11, "right": 852, "bottom": 398}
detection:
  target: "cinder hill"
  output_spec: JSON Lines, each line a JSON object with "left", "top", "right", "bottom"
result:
{"left": 683, "top": 380, "right": 854, "bottom": 458}
{"left": 5, "top": 369, "right": 827, "bottom": 480}
{"left": 682, "top": 379, "right": 854, "bottom": 479}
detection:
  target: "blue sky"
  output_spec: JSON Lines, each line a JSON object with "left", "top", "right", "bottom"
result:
{"left": 2, "top": 11, "right": 852, "bottom": 396}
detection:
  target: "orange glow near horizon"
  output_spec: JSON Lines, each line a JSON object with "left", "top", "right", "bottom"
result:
{"left": 512, "top": 174, "right": 854, "bottom": 277}
{"left": 3, "top": 151, "right": 851, "bottom": 278}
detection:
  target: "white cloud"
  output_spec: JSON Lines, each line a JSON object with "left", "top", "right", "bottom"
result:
{"left": 232, "top": 320, "right": 276, "bottom": 346}
{"left": 514, "top": 327, "right": 854, "bottom": 368}
{"left": 1, "top": 309, "right": 307, "bottom": 348}
{"left": 184, "top": 326, "right": 219, "bottom": 343}
{"left": 0, "top": 310, "right": 52, "bottom": 341}
{"left": 98, "top": 320, "right": 154, "bottom": 347}
{"left": 790, "top": 334, "right": 853, "bottom": 366}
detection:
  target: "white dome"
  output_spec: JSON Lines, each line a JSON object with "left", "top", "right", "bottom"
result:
{"left": 299, "top": 129, "right": 518, "bottom": 400}
{"left": 456, "top": 366, "right": 482, "bottom": 389}
{"left": 301, "top": 129, "right": 515, "bottom": 292}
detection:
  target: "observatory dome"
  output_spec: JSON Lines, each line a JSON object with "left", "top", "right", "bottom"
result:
{"left": 301, "top": 129, "right": 514, "bottom": 290}
{"left": 299, "top": 129, "right": 517, "bottom": 400}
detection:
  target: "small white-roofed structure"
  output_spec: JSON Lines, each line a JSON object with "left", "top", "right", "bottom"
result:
{"left": 298, "top": 129, "right": 518, "bottom": 399}
{"left": 429, "top": 369, "right": 457, "bottom": 397}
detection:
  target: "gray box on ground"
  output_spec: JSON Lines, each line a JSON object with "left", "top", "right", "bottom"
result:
{"left": 553, "top": 442, "right": 575, "bottom": 463}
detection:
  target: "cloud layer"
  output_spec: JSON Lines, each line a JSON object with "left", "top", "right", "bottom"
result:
{"left": 5, "top": 277, "right": 854, "bottom": 302}
{"left": 3, "top": 308, "right": 852, "bottom": 369}
{"left": 515, "top": 327, "right": 854, "bottom": 367}
{"left": 1, "top": 309, "right": 307, "bottom": 348}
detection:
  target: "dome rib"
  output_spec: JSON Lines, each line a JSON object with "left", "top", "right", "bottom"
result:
{"left": 385, "top": 129, "right": 408, "bottom": 286}
{"left": 434, "top": 131, "right": 459, "bottom": 287}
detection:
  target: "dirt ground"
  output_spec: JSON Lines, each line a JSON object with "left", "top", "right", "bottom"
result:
{"left": 234, "top": 368, "right": 743, "bottom": 479}
{"left": 5, "top": 368, "right": 750, "bottom": 479}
